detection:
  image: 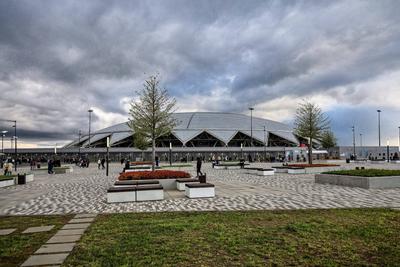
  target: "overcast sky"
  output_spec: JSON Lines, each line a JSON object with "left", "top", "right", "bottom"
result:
{"left": 0, "top": 0, "right": 399, "bottom": 148}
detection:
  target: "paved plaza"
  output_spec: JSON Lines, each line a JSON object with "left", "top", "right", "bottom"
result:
{"left": 1, "top": 162, "right": 400, "bottom": 215}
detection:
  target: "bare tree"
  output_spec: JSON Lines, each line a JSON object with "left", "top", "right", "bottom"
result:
{"left": 294, "top": 101, "right": 330, "bottom": 164}
{"left": 128, "top": 75, "right": 177, "bottom": 171}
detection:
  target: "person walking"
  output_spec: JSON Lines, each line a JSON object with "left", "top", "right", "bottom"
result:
{"left": 101, "top": 158, "right": 105, "bottom": 169}
{"left": 97, "top": 159, "right": 101, "bottom": 169}
{"left": 196, "top": 157, "right": 203, "bottom": 177}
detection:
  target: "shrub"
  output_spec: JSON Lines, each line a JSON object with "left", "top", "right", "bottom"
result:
{"left": 119, "top": 170, "right": 191, "bottom": 180}
{"left": 287, "top": 164, "right": 340, "bottom": 168}
{"left": 130, "top": 161, "right": 153, "bottom": 166}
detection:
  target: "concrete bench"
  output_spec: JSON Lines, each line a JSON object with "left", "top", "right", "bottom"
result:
{"left": 287, "top": 167, "right": 306, "bottom": 174}
{"left": 176, "top": 178, "right": 199, "bottom": 191}
{"left": 114, "top": 180, "right": 159, "bottom": 186}
{"left": 136, "top": 184, "right": 164, "bottom": 201}
{"left": 257, "top": 168, "right": 275, "bottom": 176}
{"left": 244, "top": 167, "right": 259, "bottom": 174}
{"left": 107, "top": 186, "right": 136, "bottom": 203}
{"left": 185, "top": 183, "right": 215, "bottom": 198}
{"left": 272, "top": 166, "right": 288, "bottom": 173}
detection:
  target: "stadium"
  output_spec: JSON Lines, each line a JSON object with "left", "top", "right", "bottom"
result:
{"left": 65, "top": 112, "right": 299, "bottom": 148}
{"left": 60, "top": 112, "right": 306, "bottom": 162}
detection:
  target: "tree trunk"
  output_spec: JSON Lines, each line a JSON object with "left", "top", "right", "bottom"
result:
{"left": 152, "top": 138, "right": 155, "bottom": 171}
{"left": 308, "top": 137, "right": 313, "bottom": 165}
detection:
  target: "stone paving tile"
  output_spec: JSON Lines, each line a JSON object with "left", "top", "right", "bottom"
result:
{"left": 61, "top": 223, "right": 90, "bottom": 230}
{"left": 35, "top": 243, "right": 76, "bottom": 254}
{"left": 55, "top": 229, "right": 85, "bottom": 236}
{"left": 0, "top": 228, "right": 16, "bottom": 235}
{"left": 74, "top": 213, "right": 97, "bottom": 218}
{"left": 22, "top": 225, "right": 54, "bottom": 234}
{"left": 47, "top": 234, "right": 81, "bottom": 244}
{"left": 21, "top": 253, "right": 69, "bottom": 266}
{"left": 1, "top": 163, "right": 400, "bottom": 215}
{"left": 68, "top": 217, "right": 95, "bottom": 223}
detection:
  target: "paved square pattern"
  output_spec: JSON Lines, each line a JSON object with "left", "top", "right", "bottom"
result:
{"left": 22, "top": 225, "right": 54, "bottom": 234}
{"left": 68, "top": 217, "right": 95, "bottom": 223}
{"left": 21, "top": 253, "right": 69, "bottom": 266}
{"left": 35, "top": 243, "right": 76, "bottom": 254}
{"left": 1, "top": 162, "right": 400, "bottom": 215}
{"left": 0, "top": 228, "right": 17, "bottom": 235}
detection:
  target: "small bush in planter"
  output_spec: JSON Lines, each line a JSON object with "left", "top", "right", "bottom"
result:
{"left": 119, "top": 170, "right": 190, "bottom": 180}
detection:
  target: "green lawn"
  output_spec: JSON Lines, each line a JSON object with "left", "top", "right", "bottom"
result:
{"left": 65, "top": 209, "right": 400, "bottom": 266}
{"left": 323, "top": 169, "right": 400, "bottom": 177}
{"left": 0, "top": 215, "right": 73, "bottom": 267}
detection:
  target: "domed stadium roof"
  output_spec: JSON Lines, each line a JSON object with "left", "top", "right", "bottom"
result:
{"left": 65, "top": 112, "right": 299, "bottom": 148}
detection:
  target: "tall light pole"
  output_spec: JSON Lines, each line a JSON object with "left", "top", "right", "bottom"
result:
{"left": 377, "top": 110, "right": 381, "bottom": 147}
{"left": 78, "top": 130, "right": 82, "bottom": 158}
{"left": 387, "top": 140, "right": 390, "bottom": 162}
{"left": 0, "top": 119, "right": 17, "bottom": 171}
{"left": 398, "top": 126, "right": 400, "bottom": 153}
{"left": 352, "top": 126, "right": 356, "bottom": 159}
{"left": 263, "top": 126, "right": 267, "bottom": 162}
{"left": 88, "top": 109, "right": 93, "bottom": 147}
{"left": 169, "top": 142, "right": 172, "bottom": 166}
{"left": 1, "top": 130, "right": 7, "bottom": 153}
{"left": 249, "top": 107, "right": 254, "bottom": 147}
{"left": 360, "top": 133, "right": 363, "bottom": 158}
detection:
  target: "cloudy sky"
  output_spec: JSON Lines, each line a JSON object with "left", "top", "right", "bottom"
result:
{"left": 0, "top": 0, "right": 399, "bottom": 148}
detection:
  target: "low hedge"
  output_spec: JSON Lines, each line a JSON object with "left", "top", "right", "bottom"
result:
{"left": 129, "top": 161, "right": 153, "bottom": 166}
{"left": 323, "top": 169, "right": 400, "bottom": 177}
{"left": 287, "top": 164, "right": 340, "bottom": 168}
{"left": 119, "top": 170, "right": 191, "bottom": 180}
{"left": 0, "top": 175, "right": 16, "bottom": 181}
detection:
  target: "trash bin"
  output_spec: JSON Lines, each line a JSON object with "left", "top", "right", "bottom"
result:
{"left": 199, "top": 174, "right": 207, "bottom": 183}
{"left": 17, "top": 173, "right": 26, "bottom": 185}
{"left": 37, "top": 164, "right": 41, "bottom": 169}
{"left": 346, "top": 158, "right": 350, "bottom": 163}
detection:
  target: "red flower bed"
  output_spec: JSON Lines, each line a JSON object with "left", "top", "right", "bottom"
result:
{"left": 130, "top": 161, "right": 153, "bottom": 166}
{"left": 119, "top": 170, "right": 191, "bottom": 180}
{"left": 287, "top": 164, "right": 340, "bottom": 168}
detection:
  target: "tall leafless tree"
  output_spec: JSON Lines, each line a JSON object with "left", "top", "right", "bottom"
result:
{"left": 128, "top": 75, "right": 177, "bottom": 171}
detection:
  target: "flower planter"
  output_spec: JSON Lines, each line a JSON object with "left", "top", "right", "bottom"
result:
{"left": 0, "top": 178, "right": 15, "bottom": 188}
{"left": 315, "top": 174, "right": 400, "bottom": 189}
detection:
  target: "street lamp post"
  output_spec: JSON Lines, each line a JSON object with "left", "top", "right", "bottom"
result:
{"left": 352, "top": 126, "right": 356, "bottom": 159}
{"left": 263, "top": 126, "right": 267, "bottom": 162}
{"left": 88, "top": 109, "right": 93, "bottom": 147}
{"left": 1, "top": 130, "right": 7, "bottom": 153}
{"left": 169, "top": 142, "right": 172, "bottom": 166}
{"left": 240, "top": 143, "right": 243, "bottom": 159}
{"left": 387, "top": 140, "right": 390, "bottom": 163}
{"left": 78, "top": 130, "right": 82, "bottom": 158}
{"left": 249, "top": 107, "right": 254, "bottom": 147}
{"left": 398, "top": 126, "right": 400, "bottom": 153}
{"left": 0, "top": 119, "right": 17, "bottom": 171}
{"left": 377, "top": 110, "right": 381, "bottom": 147}
{"left": 106, "top": 137, "right": 110, "bottom": 176}
{"left": 360, "top": 133, "right": 363, "bottom": 158}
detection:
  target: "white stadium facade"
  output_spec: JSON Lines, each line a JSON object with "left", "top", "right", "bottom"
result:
{"left": 8, "top": 112, "right": 311, "bottom": 162}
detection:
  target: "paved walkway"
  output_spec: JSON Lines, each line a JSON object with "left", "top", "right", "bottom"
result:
{"left": 21, "top": 213, "right": 97, "bottom": 266}
{"left": 0, "top": 162, "right": 400, "bottom": 215}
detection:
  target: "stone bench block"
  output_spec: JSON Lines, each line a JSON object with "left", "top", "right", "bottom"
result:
{"left": 185, "top": 183, "right": 215, "bottom": 198}
{"left": 136, "top": 185, "right": 164, "bottom": 201}
{"left": 257, "top": 169, "right": 275, "bottom": 176}
{"left": 176, "top": 178, "right": 199, "bottom": 191}
{"left": 288, "top": 168, "right": 306, "bottom": 174}
{"left": 107, "top": 186, "right": 136, "bottom": 203}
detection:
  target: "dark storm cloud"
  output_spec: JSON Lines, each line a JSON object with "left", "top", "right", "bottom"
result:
{"left": 0, "top": 0, "right": 399, "bottom": 146}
